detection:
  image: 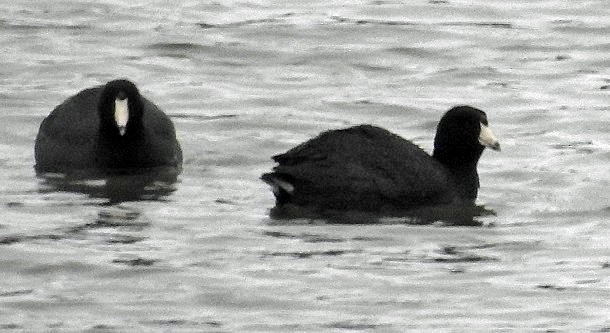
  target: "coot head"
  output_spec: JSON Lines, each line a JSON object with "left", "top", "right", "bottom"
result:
{"left": 98, "top": 79, "right": 144, "bottom": 138}
{"left": 433, "top": 105, "right": 500, "bottom": 168}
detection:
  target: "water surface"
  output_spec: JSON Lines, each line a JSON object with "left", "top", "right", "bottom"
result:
{"left": 0, "top": 0, "right": 608, "bottom": 331}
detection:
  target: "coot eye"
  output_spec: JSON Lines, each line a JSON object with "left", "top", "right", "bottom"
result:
{"left": 116, "top": 91, "right": 127, "bottom": 100}
{"left": 480, "top": 115, "right": 489, "bottom": 126}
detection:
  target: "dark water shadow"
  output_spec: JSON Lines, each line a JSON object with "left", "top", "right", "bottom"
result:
{"left": 0, "top": 206, "right": 149, "bottom": 246}
{"left": 267, "top": 204, "right": 495, "bottom": 227}
{"left": 36, "top": 166, "right": 181, "bottom": 203}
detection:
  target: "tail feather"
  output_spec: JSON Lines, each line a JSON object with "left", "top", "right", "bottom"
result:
{"left": 261, "top": 173, "right": 295, "bottom": 205}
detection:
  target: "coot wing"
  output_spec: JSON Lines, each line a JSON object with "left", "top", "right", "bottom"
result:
{"left": 34, "top": 87, "right": 102, "bottom": 172}
{"left": 270, "top": 125, "right": 455, "bottom": 211}
{"left": 140, "top": 99, "right": 183, "bottom": 167}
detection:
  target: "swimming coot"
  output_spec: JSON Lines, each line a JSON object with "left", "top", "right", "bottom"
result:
{"left": 34, "top": 79, "right": 182, "bottom": 177}
{"left": 261, "top": 105, "right": 500, "bottom": 215}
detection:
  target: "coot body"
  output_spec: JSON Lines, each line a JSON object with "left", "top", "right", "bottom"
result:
{"left": 262, "top": 106, "right": 500, "bottom": 216}
{"left": 34, "top": 79, "right": 182, "bottom": 178}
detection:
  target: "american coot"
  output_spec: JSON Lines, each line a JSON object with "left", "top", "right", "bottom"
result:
{"left": 261, "top": 105, "right": 500, "bottom": 217}
{"left": 34, "top": 79, "right": 182, "bottom": 177}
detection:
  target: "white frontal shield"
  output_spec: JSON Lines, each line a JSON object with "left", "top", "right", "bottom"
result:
{"left": 114, "top": 98, "right": 129, "bottom": 136}
{"left": 479, "top": 123, "right": 501, "bottom": 151}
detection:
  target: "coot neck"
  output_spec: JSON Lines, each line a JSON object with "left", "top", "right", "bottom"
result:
{"left": 433, "top": 150, "right": 482, "bottom": 202}
{"left": 96, "top": 92, "right": 146, "bottom": 169}
{"left": 98, "top": 120, "right": 144, "bottom": 141}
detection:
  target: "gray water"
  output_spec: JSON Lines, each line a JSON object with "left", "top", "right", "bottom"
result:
{"left": 1, "top": 0, "right": 609, "bottom": 331}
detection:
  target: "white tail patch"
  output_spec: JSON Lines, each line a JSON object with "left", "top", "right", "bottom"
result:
{"left": 114, "top": 97, "right": 129, "bottom": 136}
{"left": 271, "top": 178, "right": 294, "bottom": 195}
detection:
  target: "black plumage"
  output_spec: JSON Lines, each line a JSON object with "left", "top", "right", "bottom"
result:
{"left": 262, "top": 105, "right": 500, "bottom": 216}
{"left": 34, "top": 79, "right": 182, "bottom": 177}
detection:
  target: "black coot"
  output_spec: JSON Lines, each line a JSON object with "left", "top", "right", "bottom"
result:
{"left": 34, "top": 79, "right": 182, "bottom": 177}
{"left": 261, "top": 105, "right": 500, "bottom": 217}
